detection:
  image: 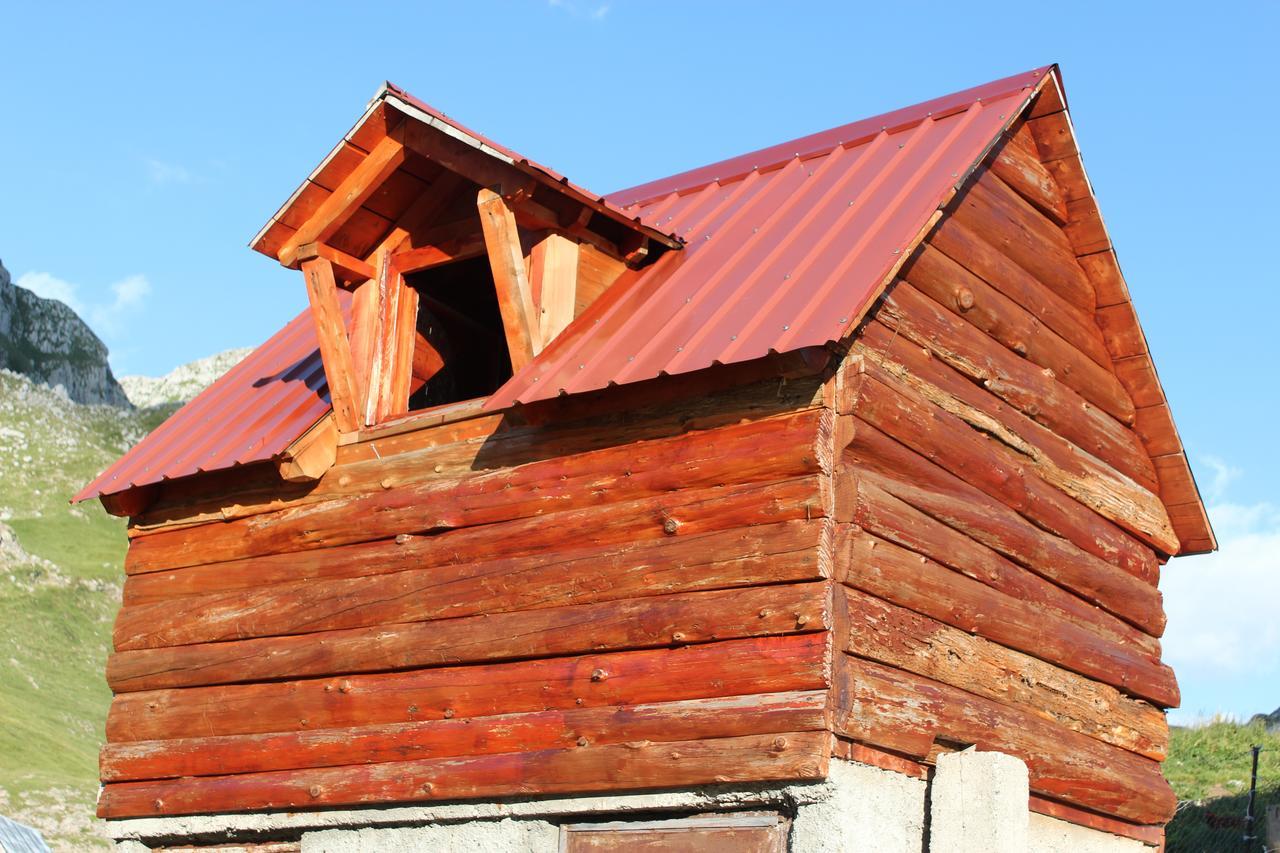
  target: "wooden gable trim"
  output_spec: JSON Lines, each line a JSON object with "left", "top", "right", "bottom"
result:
{"left": 477, "top": 187, "right": 542, "bottom": 372}
{"left": 1024, "top": 88, "right": 1215, "bottom": 555}
{"left": 278, "top": 136, "right": 407, "bottom": 268}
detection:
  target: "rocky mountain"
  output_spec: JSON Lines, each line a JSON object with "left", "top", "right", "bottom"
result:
{"left": 120, "top": 347, "right": 251, "bottom": 409}
{"left": 0, "top": 260, "right": 131, "bottom": 407}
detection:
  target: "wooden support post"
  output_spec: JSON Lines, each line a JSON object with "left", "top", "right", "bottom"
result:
{"left": 301, "top": 258, "right": 361, "bottom": 433}
{"left": 477, "top": 187, "right": 541, "bottom": 372}
{"left": 365, "top": 253, "right": 420, "bottom": 424}
{"left": 279, "top": 137, "right": 407, "bottom": 268}
{"left": 529, "top": 232, "right": 580, "bottom": 344}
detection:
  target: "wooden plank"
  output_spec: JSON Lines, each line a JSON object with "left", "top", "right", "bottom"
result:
{"left": 477, "top": 187, "right": 542, "bottom": 369}
{"left": 101, "top": 690, "right": 828, "bottom": 782}
{"left": 364, "top": 253, "right": 418, "bottom": 424}
{"left": 855, "top": 330, "right": 1172, "bottom": 557}
{"left": 301, "top": 258, "right": 360, "bottom": 433}
{"left": 1028, "top": 796, "right": 1165, "bottom": 846}
{"left": 1076, "top": 249, "right": 1130, "bottom": 309}
{"left": 902, "top": 245, "right": 1134, "bottom": 422}
{"left": 114, "top": 519, "right": 826, "bottom": 650}
{"left": 530, "top": 232, "right": 580, "bottom": 343}
{"left": 294, "top": 242, "right": 376, "bottom": 285}
{"left": 845, "top": 418, "right": 1159, "bottom": 589}
{"left": 279, "top": 137, "right": 407, "bottom": 267}
{"left": 390, "top": 236, "right": 487, "bottom": 274}
{"left": 106, "top": 581, "right": 829, "bottom": 692}
{"left": 1027, "top": 111, "right": 1078, "bottom": 163}
{"left": 124, "top": 409, "right": 827, "bottom": 574}
{"left": 123, "top": 476, "right": 829, "bottom": 605}
{"left": 830, "top": 738, "right": 928, "bottom": 780}
{"left": 836, "top": 530, "right": 1179, "bottom": 707}
{"left": 275, "top": 415, "right": 337, "bottom": 484}
{"left": 834, "top": 656, "right": 1175, "bottom": 824}
{"left": 951, "top": 174, "right": 1095, "bottom": 311}
{"left": 848, "top": 350, "right": 1178, "bottom": 557}
{"left": 105, "top": 632, "right": 830, "bottom": 742}
{"left": 575, "top": 243, "right": 628, "bottom": 317}
{"left": 98, "top": 730, "right": 832, "bottom": 819}
{"left": 1063, "top": 197, "right": 1111, "bottom": 256}
{"left": 1094, "top": 302, "right": 1148, "bottom": 360}
{"left": 366, "top": 170, "right": 466, "bottom": 259}
{"left": 927, "top": 216, "right": 1110, "bottom": 368}
{"left": 841, "top": 586, "right": 1168, "bottom": 760}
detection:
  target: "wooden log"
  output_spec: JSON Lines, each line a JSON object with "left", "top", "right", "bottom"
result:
{"left": 951, "top": 173, "right": 1095, "bottom": 311}
{"left": 98, "top": 730, "right": 832, "bottom": 819}
{"left": 901, "top": 245, "right": 1134, "bottom": 424}
{"left": 301, "top": 258, "right": 361, "bottom": 433}
{"left": 837, "top": 529, "right": 1179, "bottom": 707}
{"left": 854, "top": 330, "right": 1172, "bottom": 562}
{"left": 105, "top": 632, "right": 830, "bottom": 743}
{"left": 848, "top": 367, "right": 1176, "bottom": 570}
{"left": 106, "top": 582, "right": 829, "bottom": 693}
{"left": 834, "top": 656, "right": 1176, "bottom": 824}
{"left": 848, "top": 474, "right": 1164, "bottom": 644}
{"left": 927, "top": 216, "right": 1110, "bottom": 369}
{"left": 101, "top": 690, "right": 827, "bottom": 782}
{"left": 841, "top": 586, "right": 1168, "bottom": 760}
{"left": 115, "top": 519, "right": 826, "bottom": 650}
{"left": 1028, "top": 796, "right": 1165, "bottom": 846}
{"left": 477, "top": 187, "right": 542, "bottom": 369}
{"left": 989, "top": 130, "right": 1068, "bottom": 224}
{"left": 123, "top": 476, "right": 830, "bottom": 605}
{"left": 876, "top": 280, "right": 1151, "bottom": 481}
{"left": 843, "top": 415, "right": 1160, "bottom": 587}
{"left": 124, "top": 409, "right": 827, "bottom": 574}
{"left": 830, "top": 737, "right": 928, "bottom": 780}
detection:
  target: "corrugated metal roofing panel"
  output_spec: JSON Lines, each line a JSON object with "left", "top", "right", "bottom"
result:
{"left": 73, "top": 295, "right": 347, "bottom": 502}
{"left": 485, "top": 71, "right": 1047, "bottom": 409}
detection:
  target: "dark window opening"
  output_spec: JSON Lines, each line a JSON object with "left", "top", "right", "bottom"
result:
{"left": 405, "top": 255, "right": 512, "bottom": 411}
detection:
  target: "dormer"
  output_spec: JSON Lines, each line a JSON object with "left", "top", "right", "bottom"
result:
{"left": 251, "top": 83, "right": 682, "bottom": 435}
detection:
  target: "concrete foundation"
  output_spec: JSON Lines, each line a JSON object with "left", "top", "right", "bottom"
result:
{"left": 108, "top": 754, "right": 1159, "bottom": 852}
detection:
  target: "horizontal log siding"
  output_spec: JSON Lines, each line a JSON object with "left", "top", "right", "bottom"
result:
{"left": 833, "top": 143, "right": 1177, "bottom": 829}
{"left": 99, "top": 377, "right": 836, "bottom": 818}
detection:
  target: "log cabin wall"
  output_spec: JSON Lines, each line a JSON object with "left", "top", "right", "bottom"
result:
{"left": 96, "top": 367, "right": 840, "bottom": 819}
{"left": 830, "top": 120, "right": 1179, "bottom": 829}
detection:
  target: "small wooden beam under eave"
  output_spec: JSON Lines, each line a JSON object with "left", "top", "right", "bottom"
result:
{"left": 276, "top": 413, "right": 338, "bottom": 483}
{"left": 529, "top": 232, "right": 579, "bottom": 344}
{"left": 278, "top": 136, "right": 407, "bottom": 268}
{"left": 295, "top": 242, "right": 376, "bottom": 286}
{"left": 477, "top": 187, "right": 542, "bottom": 372}
{"left": 301, "top": 257, "right": 362, "bottom": 433}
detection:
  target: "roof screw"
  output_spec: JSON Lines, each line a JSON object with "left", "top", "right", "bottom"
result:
{"left": 898, "top": 143, "right": 904, "bottom": 149}
{"left": 784, "top": 273, "right": 791, "bottom": 280}
{"left": 685, "top": 296, "right": 692, "bottom": 303}
{"left": 578, "top": 364, "right": 585, "bottom": 370}
{"left": 676, "top": 346, "right": 683, "bottom": 352}
{"left": 840, "top": 317, "right": 848, "bottom": 323}
{"left": 730, "top": 335, "right": 737, "bottom": 341}
{"left": 628, "top": 356, "right": 635, "bottom": 362}
{"left": 783, "top": 325, "right": 790, "bottom": 331}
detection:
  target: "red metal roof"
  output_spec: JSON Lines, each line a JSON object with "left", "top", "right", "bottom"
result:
{"left": 73, "top": 295, "right": 347, "bottom": 503}
{"left": 486, "top": 67, "right": 1050, "bottom": 408}
{"left": 78, "top": 67, "right": 1050, "bottom": 501}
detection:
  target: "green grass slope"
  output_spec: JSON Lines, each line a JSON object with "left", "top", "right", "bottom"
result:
{"left": 0, "top": 369, "right": 171, "bottom": 850}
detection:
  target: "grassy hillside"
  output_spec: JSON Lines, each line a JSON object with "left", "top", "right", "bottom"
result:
{"left": 1166, "top": 719, "right": 1280, "bottom": 851}
{"left": 0, "top": 369, "right": 171, "bottom": 850}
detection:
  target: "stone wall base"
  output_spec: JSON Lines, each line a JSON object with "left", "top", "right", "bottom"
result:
{"left": 109, "top": 751, "right": 1155, "bottom": 852}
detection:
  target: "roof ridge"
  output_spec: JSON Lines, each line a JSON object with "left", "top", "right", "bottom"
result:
{"left": 607, "top": 66, "right": 1053, "bottom": 209}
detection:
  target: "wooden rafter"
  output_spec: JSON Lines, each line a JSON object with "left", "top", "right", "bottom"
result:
{"left": 301, "top": 257, "right": 361, "bottom": 433}
{"left": 477, "top": 187, "right": 541, "bottom": 372}
{"left": 295, "top": 243, "right": 375, "bottom": 287}
{"left": 366, "top": 171, "right": 466, "bottom": 260}
{"left": 279, "top": 137, "right": 407, "bottom": 268}
{"left": 529, "top": 232, "right": 579, "bottom": 344}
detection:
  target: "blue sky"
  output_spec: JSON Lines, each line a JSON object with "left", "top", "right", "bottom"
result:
{"left": 1, "top": 2, "right": 1276, "bottom": 723}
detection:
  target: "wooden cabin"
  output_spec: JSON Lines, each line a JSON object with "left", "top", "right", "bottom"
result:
{"left": 77, "top": 65, "right": 1214, "bottom": 852}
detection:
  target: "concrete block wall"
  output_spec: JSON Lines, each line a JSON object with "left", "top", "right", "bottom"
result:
{"left": 109, "top": 752, "right": 1156, "bottom": 852}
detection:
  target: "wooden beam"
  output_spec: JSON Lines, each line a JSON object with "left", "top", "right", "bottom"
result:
{"left": 391, "top": 235, "right": 487, "bottom": 275}
{"left": 301, "top": 258, "right": 361, "bottom": 433}
{"left": 529, "top": 232, "right": 579, "bottom": 344}
{"left": 275, "top": 415, "right": 338, "bottom": 483}
{"left": 294, "top": 243, "right": 375, "bottom": 286}
{"left": 365, "top": 253, "right": 419, "bottom": 424}
{"left": 477, "top": 187, "right": 541, "bottom": 371}
{"left": 279, "top": 137, "right": 407, "bottom": 268}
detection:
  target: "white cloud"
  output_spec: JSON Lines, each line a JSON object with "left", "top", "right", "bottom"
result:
{"left": 1162, "top": 472, "right": 1280, "bottom": 724}
{"left": 16, "top": 271, "right": 85, "bottom": 315}
{"left": 547, "top": 0, "right": 610, "bottom": 20}
{"left": 14, "top": 270, "right": 151, "bottom": 338}
{"left": 145, "top": 158, "right": 196, "bottom": 185}
{"left": 1201, "top": 455, "right": 1242, "bottom": 502}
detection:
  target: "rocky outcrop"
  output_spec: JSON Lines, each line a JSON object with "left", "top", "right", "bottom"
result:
{"left": 1249, "top": 707, "right": 1280, "bottom": 734}
{"left": 0, "top": 259, "right": 130, "bottom": 407}
{"left": 120, "top": 347, "right": 253, "bottom": 409}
